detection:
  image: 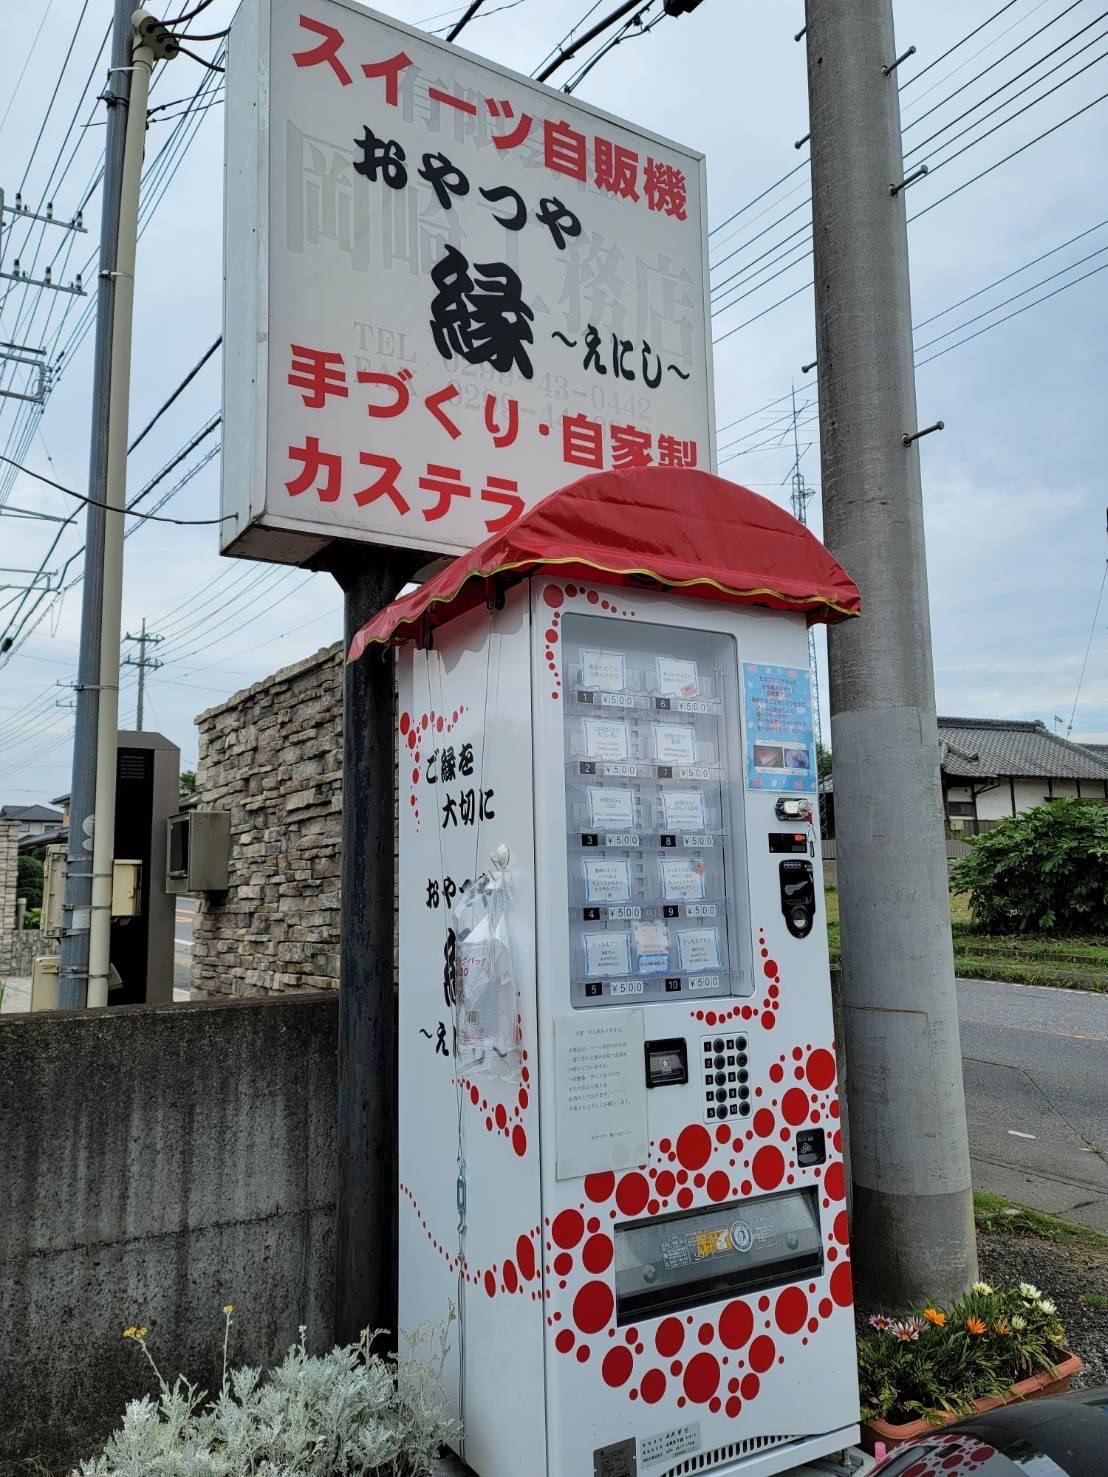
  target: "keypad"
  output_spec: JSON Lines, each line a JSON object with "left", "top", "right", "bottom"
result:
{"left": 701, "top": 1033, "right": 750, "bottom": 1120}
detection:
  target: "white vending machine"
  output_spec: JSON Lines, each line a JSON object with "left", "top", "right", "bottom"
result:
{"left": 383, "top": 470, "right": 862, "bottom": 1477}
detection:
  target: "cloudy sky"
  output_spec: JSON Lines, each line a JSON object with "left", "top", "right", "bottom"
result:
{"left": 0, "top": 0, "right": 1105, "bottom": 805}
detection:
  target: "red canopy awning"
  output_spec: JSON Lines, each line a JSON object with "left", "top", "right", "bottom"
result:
{"left": 348, "top": 466, "right": 860, "bottom": 662}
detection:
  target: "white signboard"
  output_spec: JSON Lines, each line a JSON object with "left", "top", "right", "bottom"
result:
{"left": 554, "top": 1009, "right": 648, "bottom": 1180}
{"left": 222, "top": 0, "right": 713, "bottom": 565}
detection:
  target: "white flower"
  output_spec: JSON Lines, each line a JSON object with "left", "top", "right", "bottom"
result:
{"left": 1018, "top": 1282, "right": 1042, "bottom": 1299}
{"left": 1037, "top": 1298, "right": 1056, "bottom": 1316}
{"left": 971, "top": 1281, "right": 994, "bottom": 1295}
{"left": 1010, "top": 1314, "right": 1027, "bottom": 1331}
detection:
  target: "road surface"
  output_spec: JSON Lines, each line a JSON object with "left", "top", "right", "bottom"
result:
{"left": 957, "top": 977, "right": 1108, "bottom": 1233}
{"left": 174, "top": 894, "right": 195, "bottom": 997}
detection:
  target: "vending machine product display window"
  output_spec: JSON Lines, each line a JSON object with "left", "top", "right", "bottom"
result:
{"left": 562, "top": 616, "right": 750, "bottom": 1013}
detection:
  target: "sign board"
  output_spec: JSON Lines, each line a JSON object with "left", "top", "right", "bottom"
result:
{"left": 741, "top": 662, "right": 816, "bottom": 792}
{"left": 221, "top": 0, "right": 713, "bottom": 566}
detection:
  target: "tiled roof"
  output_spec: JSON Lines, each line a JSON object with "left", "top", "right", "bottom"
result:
{"left": 937, "top": 718, "right": 1108, "bottom": 782}
{"left": 0, "top": 803, "right": 63, "bottom": 822}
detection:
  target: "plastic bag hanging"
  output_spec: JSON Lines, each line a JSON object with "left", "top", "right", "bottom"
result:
{"left": 448, "top": 846, "right": 519, "bottom": 1081}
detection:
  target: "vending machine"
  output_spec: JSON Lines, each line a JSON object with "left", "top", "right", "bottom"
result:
{"left": 376, "top": 468, "right": 862, "bottom": 1477}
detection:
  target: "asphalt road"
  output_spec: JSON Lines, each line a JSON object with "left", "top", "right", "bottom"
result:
{"left": 173, "top": 894, "right": 195, "bottom": 996}
{"left": 957, "top": 977, "right": 1108, "bottom": 1233}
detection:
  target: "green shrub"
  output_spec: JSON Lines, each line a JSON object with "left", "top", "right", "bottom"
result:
{"left": 859, "top": 1281, "right": 1070, "bottom": 1426}
{"left": 17, "top": 853, "right": 43, "bottom": 910}
{"left": 950, "top": 799, "right": 1108, "bottom": 934}
{"left": 77, "top": 1310, "right": 457, "bottom": 1476}
{"left": 23, "top": 906, "right": 41, "bottom": 929}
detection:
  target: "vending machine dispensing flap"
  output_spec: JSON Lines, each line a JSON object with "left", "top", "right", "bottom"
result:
{"left": 613, "top": 1187, "right": 823, "bottom": 1322}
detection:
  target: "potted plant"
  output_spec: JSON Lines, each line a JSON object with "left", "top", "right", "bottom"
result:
{"left": 857, "top": 1281, "right": 1082, "bottom": 1453}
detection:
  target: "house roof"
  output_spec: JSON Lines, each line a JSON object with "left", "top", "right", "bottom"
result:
{"left": 937, "top": 717, "right": 1108, "bottom": 783}
{"left": 0, "top": 803, "right": 64, "bottom": 822}
{"left": 1081, "top": 742, "right": 1108, "bottom": 763}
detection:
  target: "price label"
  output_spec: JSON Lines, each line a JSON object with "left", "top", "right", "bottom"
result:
{"left": 600, "top": 692, "right": 635, "bottom": 709}
{"left": 604, "top": 832, "right": 641, "bottom": 848}
{"left": 609, "top": 904, "right": 642, "bottom": 920}
{"left": 686, "top": 903, "right": 717, "bottom": 918}
{"left": 676, "top": 698, "right": 712, "bottom": 714}
{"left": 687, "top": 974, "right": 721, "bottom": 992}
{"left": 682, "top": 833, "right": 714, "bottom": 848}
{"left": 609, "top": 979, "right": 644, "bottom": 997}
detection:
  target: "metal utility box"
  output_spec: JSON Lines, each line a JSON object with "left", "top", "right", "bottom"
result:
{"left": 41, "top": 844, "right": 67, "bottom": 936}
{"left": 30, "top": 955, "right": 59, "bottom": 1011}
{"left": 110, "top": 731, "right": 179, "bottom": 1005}
{"left": 165, "top": 809, "right": 230, "bottom": 894}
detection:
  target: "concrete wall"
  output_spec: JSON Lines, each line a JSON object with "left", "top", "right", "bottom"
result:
{"left": 192, "top": 645, "right": 344, "bottom": 998}
{"left": 0, "top": 818, "right": 19, "bottom": 972}
{"left": 0, "top": 994, "right": 338, "bottom": 1470}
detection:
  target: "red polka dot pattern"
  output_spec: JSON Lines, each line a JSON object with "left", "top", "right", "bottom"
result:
{"left": 397, "top": 705, "right": 466, "bottom": 826}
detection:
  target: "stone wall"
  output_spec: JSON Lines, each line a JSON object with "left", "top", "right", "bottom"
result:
{"left": 192, "top": 644, "right": 344, "bottom": 997}
{"left": 0, "top": 818, "right": 20, "bottom": 973}
{"left": 0, "top": 993, "right": 338, "bottom": 1469}
{"left": 5, "top": 926, "right": 57, "bottom": 978}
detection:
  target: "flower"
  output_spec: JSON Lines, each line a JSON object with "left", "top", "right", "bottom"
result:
{"left": 868, "top": 1313, "right": 893, "bottom": 1331}
{"left": 971, "top": 1280, "right": 994, "bottom": 1295}
{"left": 1018, "top": 1282, "right": 1042, "bottom": 1300}
{"left": 992, "top": 1319, "right": 1011, "bottom": 1335}
{"left": 1010, "top": 1314, "right": 1027, "bottom": 1331}
{"left": 922, "top": 1307, "right": 946, "bottom": 1327}
{"left": 894, "top": 1317, "right": 924, "bottom": 1341}
{"left": 966, "top": 1316, "right": 987, "bottom": 1335}
{"left": 122, "top": 1327, "right": 136, "bottom": 1339}
{"left": 1037, "top": 1298, "right": 1056, "bottom": 1316}
{"left": 224, "top": 1303, "right": 234, "bottom": 1315}
{"left": 136, "top": 1327, "right": 148, "bottom": 1339}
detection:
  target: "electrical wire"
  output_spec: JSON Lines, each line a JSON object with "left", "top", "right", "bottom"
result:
{"left": 904, "top": 13, "right": 1108, "bottom": 159}
{"left": 447, "top": 1, "right": 485, "bottom": 41}
{"left": 174, "top": 46, "right": 225, "bottom": 73}
{"left": 899, "top": 0, "right": 1023, "bottom": 92}
{"left": 1066, "top": 560, "right": 1108, "bottom": 737}
{"left": 0, "top": 451, "right": 232, "bottom": 524}
{"left": 0, "top": 0, "right": 59, "bottom": 146}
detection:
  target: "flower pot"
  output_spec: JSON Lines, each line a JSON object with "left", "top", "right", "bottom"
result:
{"left": 859, "top": 1350, "right": 1083, "bottom": 1454}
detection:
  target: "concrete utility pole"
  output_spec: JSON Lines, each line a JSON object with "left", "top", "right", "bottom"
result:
{"left": 58, "top": 0, "right": 136, "bottom": 1010}
{"left": 122, "top": 616, "right": 164, "bottom": 729}
{"left": 805, "top": 0, "right": 977, "bottom": 1302}
{"left": 58, "top": 8, "right": 178, "bottom": 1009}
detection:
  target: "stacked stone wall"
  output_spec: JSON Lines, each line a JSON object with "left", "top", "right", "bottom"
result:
{"left": 0, "top": 819, "right": 20, "bottom": 973}
{"left": 192, "top": 644, "right": 344, "bottom": 997}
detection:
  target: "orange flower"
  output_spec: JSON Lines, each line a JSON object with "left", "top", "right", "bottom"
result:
{"left": 966, "top": 1315, "right": 987, "bottom": 1335}
{"left": 922, "top": 1307, "right": 945, "bottom": 1327}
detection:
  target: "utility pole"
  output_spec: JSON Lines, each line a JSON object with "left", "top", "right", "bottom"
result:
{"left": 58, "top": 8, "right": 178, "bottom": 1009}
{"left": 805, "top": 0, "right": 977, "bottom": 1303}
{"left": 324, "top": 545, "right": 420, "bottom": 1346}
{"left": 58, "top": 0, "right": 135, "bottom": 1010}
{"left": 122, "top": 617, "right": 163, "bottom": 729}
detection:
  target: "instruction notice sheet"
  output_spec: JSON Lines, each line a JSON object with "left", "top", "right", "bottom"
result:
{"left": 554, "top": 1009, "right": 648, "bottom": 1180}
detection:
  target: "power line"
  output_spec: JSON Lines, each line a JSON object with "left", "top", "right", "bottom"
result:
{"left": 447, "top": 1, "right": 485, "bottom": 41}
{"left": 0, "top": 452, "right": 232, "bottom": 524}
{"left": 1066, "top": 558, "right": 1108, "bottom": 736}
{"left": 899, "top": 0, "right": 1023, "bottom": 92}
{"left": 128, "top": 337, "right": 220, "bottom": 453}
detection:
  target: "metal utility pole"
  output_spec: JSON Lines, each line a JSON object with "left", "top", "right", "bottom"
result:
{"left": 58, "top": 0, "right": 136, "bottom": 1010}
{"left": 805, "top": 0, "right": 977, "bottom": 1302}
{"left": 122, "top": 617, "right": 163, "bottom": 729}
{"left": 325, "top": 545, "right": 420, "bottom": 1344}
{"left": 58, "top": 8, "right": 178, "bottom": 1009}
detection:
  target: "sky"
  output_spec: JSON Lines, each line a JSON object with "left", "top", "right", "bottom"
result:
{"left": 0, "top": 0, "right": 1105, "bottom": 805}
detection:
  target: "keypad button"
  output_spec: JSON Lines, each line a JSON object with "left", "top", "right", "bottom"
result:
{"left": 737, "top": 1053, "right": 748, "bottom": 1068}
{"left": 739, "top": 1103, "right": 751, "bottom": 1117}
{"left": 738, "top": 1086, "right": 750, "bottom": 1100}
{"left": 713, "top": 1038, "right": 725, "bottom": 1052}
{"left": 714, "top": 1054, "right": 725, "bottom": 1069}
{"left": 715, "top": 1088, "right": 727, "bottom": 1103}
{"left": 737, "top": 1069, "right": 748, "bottom": 1085}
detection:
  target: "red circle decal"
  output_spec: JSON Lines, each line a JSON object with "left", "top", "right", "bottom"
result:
{"left": 682, "top": 1352, "right": 721, "bottom": 1404}
{"left": 774, "top": 1286, "right": 808, "bottom": 1335}
{"left": 752, "top": 1145, "right": 785, "bottom": 1191}
{"left": 602, "top": 1346, "right": 633, "bottom": 1388}
{"left": 615, "top": 1173, "right": 650, "bottom": 1217}
{"left": 573, "top": 1280, "right": 615, "bottom": 1335}
{"left": 656, "top": 1317, "right": 684, "bottom": 1358}
{"left": 583, "top": 1234, "right": 614, "bottom": 1274}
{"left": 749, "top": 1335, "right": 776, "bottom": 1373}
{"left": 781, "top": 1087, "right": 810, "bottom": 1126}
{"left": 552, "top": 1209, "right": 585, "bottom": 1248}
{"left": 830, "top": 1260, "right": 853, "bottom": 1308}
{"left": 585, "top": 1171, "right": 615, "bottom": 1203}
{"left": 676, "top": 1124, "right": 712, "bottom": 1171}
{"left": 806, "top": 1048, "right": 836, "bottom": 1091}
{"left": 719, "top": 1300, "right": 753, "bottom": 1350}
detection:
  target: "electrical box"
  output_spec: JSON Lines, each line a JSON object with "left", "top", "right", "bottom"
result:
{"left": 111, "top": 859, "right": 142, "bottom": 918}
{"left": 396, "top": 580, "right": 858, "bottom": 1477}
{"left": 165, "top": 810, "right": 230, "bottom": 894}
{"left": 30, "top": 955, "right": 59, "bottom": 1012}
{"left": 41, "top": 844, "right": 67, "bottom": 936}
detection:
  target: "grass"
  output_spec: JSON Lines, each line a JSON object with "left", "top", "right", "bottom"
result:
{"left": 973, "top": 1191, "right": 1108, "bottom": 1247}
{"left": 825, "top": 889, "right": 1108, "bottom": 993}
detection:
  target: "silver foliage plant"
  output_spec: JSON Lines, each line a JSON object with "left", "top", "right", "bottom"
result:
{"left": 76, "top": 1317, "right": 458, "bottom": 1477}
